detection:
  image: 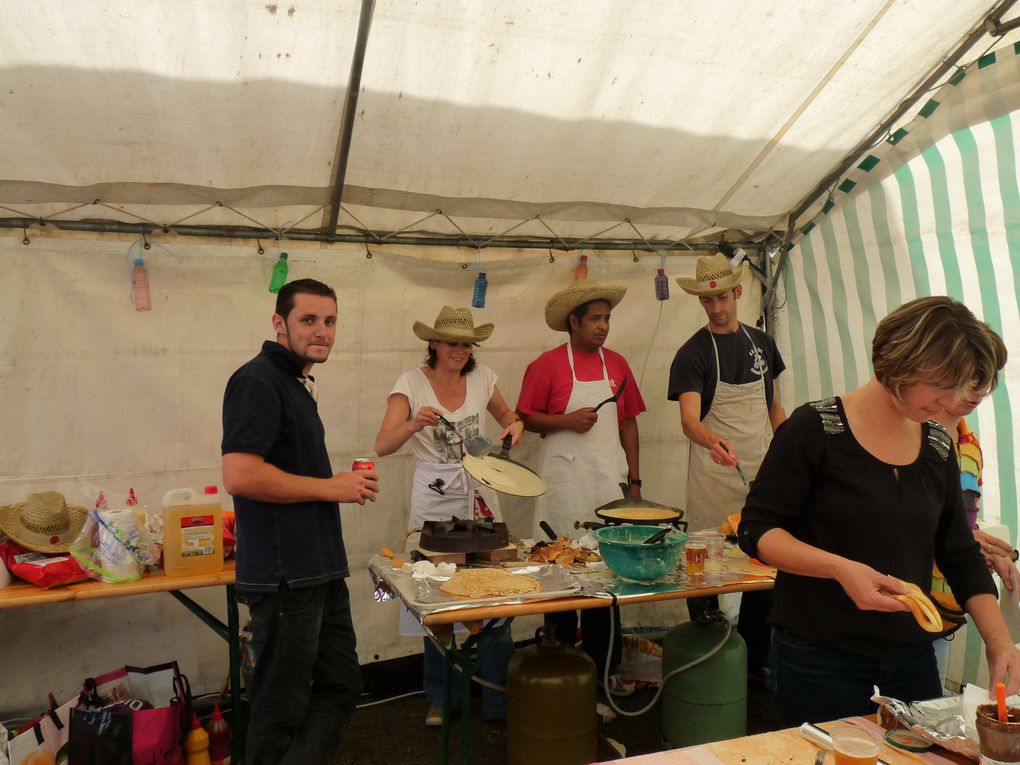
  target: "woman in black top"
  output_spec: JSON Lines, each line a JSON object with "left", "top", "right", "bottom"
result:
{"left": 739, "top": 296, "right": 1019, "bottom": 725}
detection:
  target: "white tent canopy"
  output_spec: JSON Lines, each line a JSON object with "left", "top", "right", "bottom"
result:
{"left": 3, "top": 0, "right": 1019, "bottom": 247}
{"left": 5, "top": 0, "right": 1020, "bottom": 714}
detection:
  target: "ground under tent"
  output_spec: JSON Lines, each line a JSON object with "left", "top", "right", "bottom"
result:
{"left": 3, "top": 0, "right": 1020, "bottom": 744}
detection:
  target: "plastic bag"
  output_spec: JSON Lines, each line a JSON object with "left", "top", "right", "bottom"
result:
{"left": 0, "top": 540, "right": 89, "bottom": 588}
{"left": 69, "top": 491, "right": 159, "bottom": 584}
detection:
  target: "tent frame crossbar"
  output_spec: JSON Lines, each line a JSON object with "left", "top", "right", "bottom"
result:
{"left": 0, "top": 217, "right": 754, "bottom": 253}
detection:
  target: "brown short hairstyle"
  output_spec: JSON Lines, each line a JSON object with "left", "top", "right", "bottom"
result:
{"left": 275, "top": 278, "right": 337, "bottom": 320}
{"left": 872, "top": 296, "right": 1007, "bottom": 398}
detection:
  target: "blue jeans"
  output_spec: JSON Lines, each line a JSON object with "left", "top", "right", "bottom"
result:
{"left": 772, "top": 627, "right": 941, "bottom": 727}
{"left": 424, "top": 621, "right": 515, "bottom": 720}
{"left": 243, "top": 579, "right": 361, "bottom": 765}
{"left": 547, "top": 606, "right": 622, "bottom": 680}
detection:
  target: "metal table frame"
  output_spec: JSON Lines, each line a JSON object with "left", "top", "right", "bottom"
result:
{"left": 416, "top": 572, "right": 776, "bottom": 765}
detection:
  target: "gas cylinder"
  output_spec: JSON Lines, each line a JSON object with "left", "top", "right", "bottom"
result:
{"left": 661, "top": 616, "right": 747, "bottom": 747}
{"left": 507, "top": 630, "right": 597, "bottom": 765}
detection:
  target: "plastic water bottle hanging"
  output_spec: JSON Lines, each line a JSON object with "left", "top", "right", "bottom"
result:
{"left": 655, "top": 268, "right": 669, "bottom": 300}
{"left": 574, "top": 252, "right": 589, "bottom": 281}
{"left": 131, "top": 257, "right": 152, "bottom": 311}
{"left": 472, "top": 272, "right": 488, "bottom": 308}
{"left": 471, "top": 247, "right": 487, "bottom": 308}
{"left": 269, "top": 251, "right": 289, "bottom": 293}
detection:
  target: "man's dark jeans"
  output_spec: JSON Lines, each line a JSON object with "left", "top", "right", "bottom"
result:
{"left": 244, "top": 579, "right": 361, "bottom": 765}
{"left": 548, "top": 605, "right": 623, "bottom": 680}
{"left": 772, "top": 626, "right": 941, "bottom": 727}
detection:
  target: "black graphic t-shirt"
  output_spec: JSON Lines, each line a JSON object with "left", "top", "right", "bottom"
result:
{"left": 667, "top": 324, "right": 785, "bottom": 419}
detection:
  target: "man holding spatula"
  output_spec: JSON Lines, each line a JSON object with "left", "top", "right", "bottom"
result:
{"left": 667, "top": 250, "right": 787, "bottom": 683}
{"left": 517, "top": 277, "right": 646, "bottom": 695}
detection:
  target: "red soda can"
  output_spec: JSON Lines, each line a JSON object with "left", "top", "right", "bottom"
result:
{"left": 352, "top": 458, "right": 375, "bottom": 472}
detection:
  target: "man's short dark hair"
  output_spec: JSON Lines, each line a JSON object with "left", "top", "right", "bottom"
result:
{"left": 275, "top": 279, "right": 337, "bottom": 320}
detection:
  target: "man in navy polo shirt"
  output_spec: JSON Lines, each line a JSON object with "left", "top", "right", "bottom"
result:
{"left": 222, "top": 278, "right": 379, "bottom": 765}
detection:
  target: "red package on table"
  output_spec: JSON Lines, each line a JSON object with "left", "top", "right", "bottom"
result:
{"left": 0, "top": 539, "right": 90, "bottom": 588}
{"left": 222, "top": 510, "right": 236, "bottom": 559}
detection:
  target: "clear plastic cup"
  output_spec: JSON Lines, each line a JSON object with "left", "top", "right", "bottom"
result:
{"left": 829, "top": 723, "right": 881, "bottom": 765}
{"left": 701, "top": 530, "right": 725, "bottom": 577}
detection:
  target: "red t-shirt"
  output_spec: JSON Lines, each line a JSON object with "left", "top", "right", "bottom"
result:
{"left": 516, "top": 344, "right": 646, "bottom": 427}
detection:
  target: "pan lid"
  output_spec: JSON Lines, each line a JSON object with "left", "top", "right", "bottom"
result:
{"left": 462, "top": 453, "right": 547, "bottom": 497}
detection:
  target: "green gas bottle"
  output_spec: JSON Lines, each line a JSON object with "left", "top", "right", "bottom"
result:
{"left": 507, "top": 624, "right": 597, "bottom": 765}
{"left": 661, "top": 613, "right": 747, "bottom": 747}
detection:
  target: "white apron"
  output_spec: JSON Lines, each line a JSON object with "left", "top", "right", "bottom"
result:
{"left": 533, "top": 345, "right": 629, "bottom": 541}
{"left": 399, "top": 459, "right": 500, "bottom": 636}
{"left": 685, "top": 325, "right": 773, "bottom": 533}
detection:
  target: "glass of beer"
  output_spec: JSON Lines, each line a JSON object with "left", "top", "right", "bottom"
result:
{"left": 830, "top": 723, "right": 881, "bottom": 765}
{"left": 685, "top": 534, "right": 707, "bottom": 578}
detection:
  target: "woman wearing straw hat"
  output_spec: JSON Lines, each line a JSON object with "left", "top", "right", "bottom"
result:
{"left": 375, "top": 306, "right": 523, "bottom": 727}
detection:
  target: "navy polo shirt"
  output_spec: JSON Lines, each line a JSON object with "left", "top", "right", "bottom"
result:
{"left": 222, "top": 340, "right": 349, "bottom": 592}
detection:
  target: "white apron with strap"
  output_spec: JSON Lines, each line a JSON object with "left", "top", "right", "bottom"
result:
{"left": 533, "top": 345, "right": 628, "bottom": 541}
{"left": 399, "top": 459, "right": 499, "bottom": 636}
{"left": 685, "top": 325, "right": 773, "bottom": 532}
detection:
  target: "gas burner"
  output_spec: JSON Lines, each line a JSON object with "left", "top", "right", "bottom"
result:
{"left": 419, "top": 518, "right": 509, "bottom": 552}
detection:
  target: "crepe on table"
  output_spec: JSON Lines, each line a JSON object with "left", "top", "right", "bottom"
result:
{"left": 440, "top": 567, "right": 542, "bottom": 599}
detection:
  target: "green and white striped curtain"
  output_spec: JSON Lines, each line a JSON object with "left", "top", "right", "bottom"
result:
{"left": 780, "top": 42, "right": 1020, "bottom": 544}
{"left": 780, "top": 44, "right": 1020, "bottom": 685}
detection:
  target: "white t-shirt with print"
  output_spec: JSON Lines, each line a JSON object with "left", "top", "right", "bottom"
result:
{"left": 388, "top": 363, "right": 498, "bottom": 464}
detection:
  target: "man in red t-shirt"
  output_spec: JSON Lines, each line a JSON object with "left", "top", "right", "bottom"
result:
{"left": 516, "top": 279, "right": 646, "bottom": 694}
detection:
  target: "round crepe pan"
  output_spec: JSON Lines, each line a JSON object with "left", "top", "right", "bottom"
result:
{"left": 461, "top": 436, "right": 547, "bottom": 497}
{"left": 594, "top": 483, "right": 686, "bottom": 529}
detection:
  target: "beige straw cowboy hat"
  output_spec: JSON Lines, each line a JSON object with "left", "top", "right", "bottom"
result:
{"left": 676, "top": 252, "right": 749, "bottom": 297}
{"left": 413, "top": 306, "right": 494, "bottom": 344}
{"left": 0, "top": 491, "right": 89, "bottom": 553}
{"left": 544, "top": 280, "right": 627, "bottom": 332}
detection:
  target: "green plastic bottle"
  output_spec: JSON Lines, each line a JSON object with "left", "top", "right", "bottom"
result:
{"left": 269, "top": 251, "right": 289, "bottom": 293}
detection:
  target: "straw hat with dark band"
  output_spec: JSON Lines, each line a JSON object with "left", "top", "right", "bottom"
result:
{"left": 676, "top": 252, "right": 748, "bottom": 296}
{"left": 413, "top": 306, "right": 494, "bottom": 344}
{"left": 0, "top": 491, "right": 89, "bottom": 553}
{"left": 544, "top": 281, "right": 627, "bottom": 332}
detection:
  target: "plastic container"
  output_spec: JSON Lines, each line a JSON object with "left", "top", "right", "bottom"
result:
{"left": 573, "top": 253, "right": 589, "bottom": 281}
{"left": 472, "top": 271, "right": 488, "bottom": 308}
{"left": 977, "top": 703, "right": 1020, "bottom": 763}
{"left": 662, "top": 619, "right": 747, "bottom": 747}
{"left": 269, "top": 251, "right": 289, "bottom": 293}
{"left": 592, "top": 525, "right": 686, "bottom": 582}
{"left": 207, "top": 703, "right": 231, "bottom": 764}
{"left": 162, "top": 486, "right": 224, "bottom": 577}
{"left": 655, "top": 268, "right": 670, "bottom": 300}
{"left": 185, "top": 713, "right": 212, "bottom": 765}
{"left": 132, "top": 257, "right": 152, "bottom": 311}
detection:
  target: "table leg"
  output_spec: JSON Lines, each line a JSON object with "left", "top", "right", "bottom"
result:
{"left": 167, "top": 586, "right": 245, "bottom": 763}
{"left": 433, "top": 619, "right": 512, "bottom": 765}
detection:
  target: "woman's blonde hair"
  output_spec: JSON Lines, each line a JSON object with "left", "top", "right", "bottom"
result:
{"left": 873, "top": 296, "right": 1007, "bottom": 399}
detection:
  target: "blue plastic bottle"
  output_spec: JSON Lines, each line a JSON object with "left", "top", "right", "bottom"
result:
{"left": 269, "top": 251, "right": 289, "bottom": 293}
{"left": 472, "top": 272, "right": 488, "bottom": 308}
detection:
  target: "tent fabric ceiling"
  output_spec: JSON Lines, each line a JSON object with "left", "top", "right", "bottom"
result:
{"left": 1, "top": 0, "right": 1016, "bottom": 246}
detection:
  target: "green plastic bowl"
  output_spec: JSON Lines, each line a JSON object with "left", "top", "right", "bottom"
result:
{"left": 593, "top": 525, "right": 687, "bottom": 583}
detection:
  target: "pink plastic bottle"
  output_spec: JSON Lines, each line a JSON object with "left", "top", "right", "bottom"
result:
{"left": 132, "top": 257, "right": 152, "bottom": 311}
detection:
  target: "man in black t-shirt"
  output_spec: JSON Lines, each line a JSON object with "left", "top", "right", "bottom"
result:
{"left": 667, "top": 252, "right": 786, "bottom": 680}
{"left": 221, "top": 278, "right": 379, "bottom": 765}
